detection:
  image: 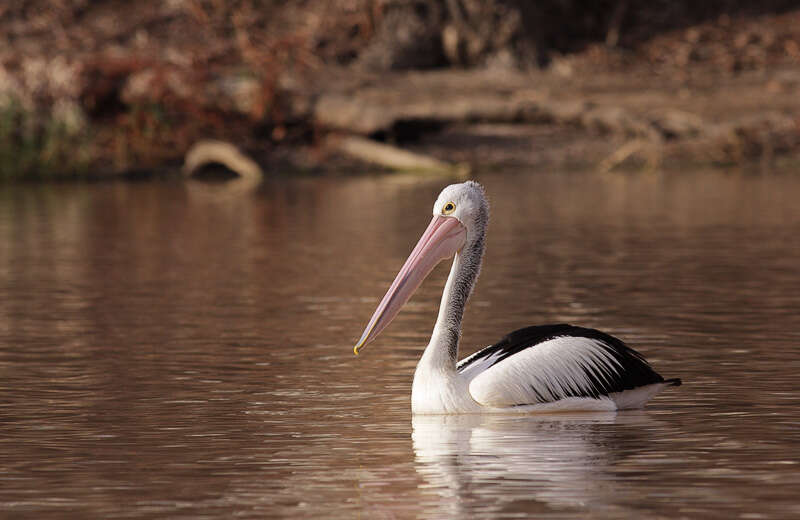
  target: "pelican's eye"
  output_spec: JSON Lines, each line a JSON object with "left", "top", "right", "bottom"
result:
{"left": 442, "top": 202, "right": 456, "bottom": 215}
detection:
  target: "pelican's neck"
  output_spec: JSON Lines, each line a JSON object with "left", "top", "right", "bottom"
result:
{"left": 418, "top": 230, "right": 485, "bottom": 373}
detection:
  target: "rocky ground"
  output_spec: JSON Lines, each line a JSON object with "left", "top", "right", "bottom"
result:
{"left": 1, "top": 1, "right": 799, "bottom": 179}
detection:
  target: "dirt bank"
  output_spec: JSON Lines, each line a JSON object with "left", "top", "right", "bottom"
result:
{"left": 1, "top": 2, "right": 799, "bottom": 179}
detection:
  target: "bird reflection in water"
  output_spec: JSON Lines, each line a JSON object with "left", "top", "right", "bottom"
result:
{"left": 412, "top": 412, "right": 659, "bottom": 517}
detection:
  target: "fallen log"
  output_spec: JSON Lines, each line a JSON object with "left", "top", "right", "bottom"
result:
{"left": 183, "top": 140, "right": 264, "bottom": 181}
{"left": 328, "top": 134, "right": 469, "bottom": 176}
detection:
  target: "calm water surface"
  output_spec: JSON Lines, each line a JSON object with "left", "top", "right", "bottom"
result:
{"left": 1, "top": 170, "right": 799, "bottom": 519}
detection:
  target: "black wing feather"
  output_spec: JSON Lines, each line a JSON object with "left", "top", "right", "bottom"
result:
{"left": 458, "top": 324, "right": 668, "bottom": 400}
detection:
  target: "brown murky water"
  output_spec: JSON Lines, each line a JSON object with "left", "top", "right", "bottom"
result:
{"left": 1, "top": 170, "right": 799, "bottom": 519}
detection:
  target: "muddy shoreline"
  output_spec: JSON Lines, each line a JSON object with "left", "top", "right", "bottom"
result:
{"left": 2, "top": 3, "right": 799, "bottom": 180}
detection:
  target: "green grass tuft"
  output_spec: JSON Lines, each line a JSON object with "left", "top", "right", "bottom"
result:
{"left": 0, "top": 99, "right": 93, "bottom": 180}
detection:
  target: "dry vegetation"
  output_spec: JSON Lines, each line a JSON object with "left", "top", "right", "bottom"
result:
{"left": 1, "top": 1, "right": 799, "bottom": 178}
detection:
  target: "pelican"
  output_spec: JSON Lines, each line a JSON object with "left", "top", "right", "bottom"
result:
{"left": 354, "top": 181, "right": 681, "bottom": 414}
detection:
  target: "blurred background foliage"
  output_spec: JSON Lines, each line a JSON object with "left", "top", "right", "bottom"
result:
{"left": 1, "top": 0, "right": 799, "bottom": 178}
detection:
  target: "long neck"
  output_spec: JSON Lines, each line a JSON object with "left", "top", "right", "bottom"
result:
{"left": 419, "top": 229, "right": 485, "bottom": 371}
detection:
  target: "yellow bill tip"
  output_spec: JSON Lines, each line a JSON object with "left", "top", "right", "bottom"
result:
{"left": 353, "top": 333, "right": 369, "bottom": 356}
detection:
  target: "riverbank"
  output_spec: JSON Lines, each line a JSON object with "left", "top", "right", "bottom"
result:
{"left": 2, "top": 2, "right": 799, "bottom": 179}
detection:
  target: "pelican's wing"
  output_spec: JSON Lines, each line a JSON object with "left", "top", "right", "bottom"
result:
{"left": 459, "top": 324, "right": 666, "bottom": 407}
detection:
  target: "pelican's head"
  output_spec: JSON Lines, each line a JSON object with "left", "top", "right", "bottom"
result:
{"left": 432, "top": 180, "right": 489, "bottom": 244}
{"left": 354, "top": 181, "right": 489, "bottom": 354}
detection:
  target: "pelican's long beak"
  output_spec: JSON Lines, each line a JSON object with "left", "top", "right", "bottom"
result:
{"left": 354, "top": 215, "right": 467, "bottom": 354}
